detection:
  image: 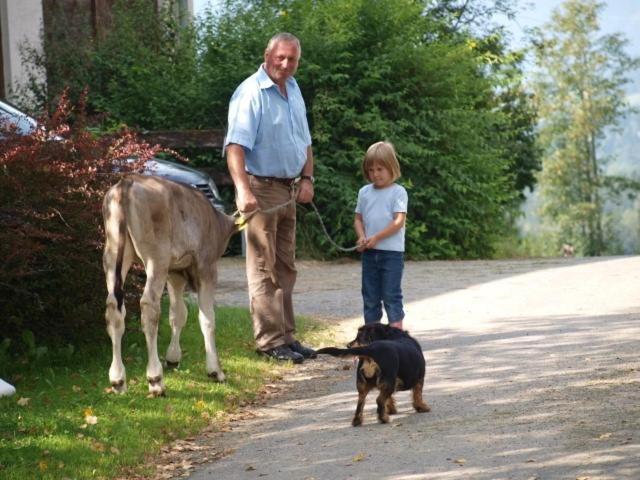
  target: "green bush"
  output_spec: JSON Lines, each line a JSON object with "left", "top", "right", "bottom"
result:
{"left": 21, "top": 0, "right": 539, "bottom": 260}
{"left": 200, "top": 0, "right": 526, "bottom": 258}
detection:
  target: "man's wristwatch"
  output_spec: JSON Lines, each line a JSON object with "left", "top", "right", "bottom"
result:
{"left": 300, "top": 175, "right": 315, "bottom": 184}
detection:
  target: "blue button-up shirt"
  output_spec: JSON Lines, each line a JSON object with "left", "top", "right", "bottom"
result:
{"left": 224, "top": 65, "right": 312, "bottom": 178}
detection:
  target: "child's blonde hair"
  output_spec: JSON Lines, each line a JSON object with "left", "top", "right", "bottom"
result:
{"left": 362, "top": 141, "right": 401, "bottom": 182}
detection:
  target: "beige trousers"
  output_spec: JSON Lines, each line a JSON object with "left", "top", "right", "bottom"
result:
{"left": 245, "top": 176, "right": 297, "bottom": 351}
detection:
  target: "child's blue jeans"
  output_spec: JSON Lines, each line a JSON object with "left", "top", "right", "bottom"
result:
{"left": 361, "top": 249, "right": 405, "bottom": 324}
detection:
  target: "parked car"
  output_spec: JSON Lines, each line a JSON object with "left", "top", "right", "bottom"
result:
{"left": 0, "top": 100, "right": 226, "bottom": 213}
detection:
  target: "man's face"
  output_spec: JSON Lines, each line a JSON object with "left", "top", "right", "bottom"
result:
{"left": 264, "top": 41, "right": 300, "bottom": 87}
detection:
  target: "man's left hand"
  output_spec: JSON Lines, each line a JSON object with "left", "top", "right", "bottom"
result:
{"left": 296, "top": 178, "right": 314, "bottom": 204}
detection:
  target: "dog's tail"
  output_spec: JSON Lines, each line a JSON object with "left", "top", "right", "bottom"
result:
{"left": 317, "top": 346, "right": 375, "bottom": 358}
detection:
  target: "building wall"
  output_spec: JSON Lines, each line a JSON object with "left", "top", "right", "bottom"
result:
{"left": 0, "top": 0, "right": 193, "bottom": 103}
{"left": 0, "top": 0, "right": 44, "bottom": 101}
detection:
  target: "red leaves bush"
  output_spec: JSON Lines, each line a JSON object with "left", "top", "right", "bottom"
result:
{"left": 0, "top": 92, "right": 160, "bottom": 351}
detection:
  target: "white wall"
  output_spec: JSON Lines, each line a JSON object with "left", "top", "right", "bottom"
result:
{"left": 0, "top": 0, "right": 44, "bottom": 101}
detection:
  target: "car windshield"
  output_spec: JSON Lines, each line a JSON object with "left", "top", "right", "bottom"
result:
{"left": 0, "top": 101, "right": 37, "bottom": 135}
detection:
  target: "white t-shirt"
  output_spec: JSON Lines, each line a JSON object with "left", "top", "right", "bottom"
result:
{"left": 355, "top": 183, "right": 408, "bottom": 252}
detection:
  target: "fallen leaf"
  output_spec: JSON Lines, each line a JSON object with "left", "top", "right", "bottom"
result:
{"left": 454, "top": 458, "right": 466, "bottom": 466}
{"left": 85, "top": 415, "right": 98, "bottom": 425}
{"left": 352, "top": 452, "right": 366, "bottom": 462}
{"left": 83, "top": 407, "right": 94, "bottom": 417}
{"left": 72, "top": 385, "right": 82, "bottom": 393}
{"left": 597, "top": 433, "right": 611, "bottom": 440}
{"left": 90, "top": 441, "right": 106, "bottom": 452}
{"left": 38, "top": 461, "right": 48, "bottom": 472}
{"left": 17, "top": 397, "right": 30, "bottom": 407}
{"left": 245, "top": 465, "right": 256, "bottom": 471}
{"left": 110, "top": 447, "right": 120, "bottom": 455}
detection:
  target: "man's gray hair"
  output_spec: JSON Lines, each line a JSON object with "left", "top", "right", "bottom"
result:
{"left": 266, "top": 32, "right": 301, "bottom": 55}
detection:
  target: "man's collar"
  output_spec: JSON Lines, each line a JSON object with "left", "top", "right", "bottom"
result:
{"left": 257, "top": 65, "right": 295, "bottom": 90}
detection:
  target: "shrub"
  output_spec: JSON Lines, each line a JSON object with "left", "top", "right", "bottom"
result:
{"left": 0, "top": 91, "right": 160, "bottom": 352}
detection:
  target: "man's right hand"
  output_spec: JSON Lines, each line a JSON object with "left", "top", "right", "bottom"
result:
{"left": 236, "top": 187, "right": 259, "bottom": 214}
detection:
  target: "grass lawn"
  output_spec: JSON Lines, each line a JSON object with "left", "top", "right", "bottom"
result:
{"left": 0, "top": 302, "right": 334, "bottom": 479}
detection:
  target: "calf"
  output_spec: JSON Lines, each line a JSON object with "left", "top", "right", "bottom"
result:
{"left": 102, "top": 174, "right": 238, "bottom": 396}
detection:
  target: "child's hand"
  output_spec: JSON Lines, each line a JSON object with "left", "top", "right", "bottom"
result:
{"left": 364, "top": 235, "right": 379, "bottom": 249}
{"left": 356, "top": 236, "right": 367, "bottom": 252}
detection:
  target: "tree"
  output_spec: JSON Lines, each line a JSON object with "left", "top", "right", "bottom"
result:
{"left": 200, "top": 0, "right": 530, "bottom": 258}
{"left": 531, "top": 0, "right": 639, "bottom": 256}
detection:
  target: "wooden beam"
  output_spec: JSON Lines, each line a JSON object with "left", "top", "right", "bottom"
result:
{"left": 139, "top": 129, "right": 226, "bottom": 149}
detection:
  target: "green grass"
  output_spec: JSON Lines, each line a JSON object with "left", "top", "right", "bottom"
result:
{"left": 0, "top": 302, "right": 334, "bottom": 479}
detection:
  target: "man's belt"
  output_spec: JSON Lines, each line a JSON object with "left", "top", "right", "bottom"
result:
{"left": 248, "top": 173, "right": 297, "bottom": 186}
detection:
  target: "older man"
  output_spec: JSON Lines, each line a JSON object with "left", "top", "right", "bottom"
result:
{"left": 225, "top": 32, "right": 316, "bottom": 363}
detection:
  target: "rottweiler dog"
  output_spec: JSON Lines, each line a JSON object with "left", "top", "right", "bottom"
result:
{"left": 317, "top": 323, "right": 430, "bottom": 426}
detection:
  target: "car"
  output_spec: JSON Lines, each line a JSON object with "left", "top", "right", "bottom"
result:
{"left": 0, "top": 100, "right": 226, "bottom": 213}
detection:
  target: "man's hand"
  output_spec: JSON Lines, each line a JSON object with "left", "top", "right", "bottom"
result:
{"left": 356, "top": 236, "right": 367, "bottom": 252}
{"left": 296, "top": 178, "right": 314, "bottom": 204}
{"left": 236, "top": 186, "right": 259, "bottom": 214}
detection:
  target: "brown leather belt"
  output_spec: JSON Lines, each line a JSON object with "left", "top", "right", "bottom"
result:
{"left": 249, "top": 173, "right": 297, "bottom": 186}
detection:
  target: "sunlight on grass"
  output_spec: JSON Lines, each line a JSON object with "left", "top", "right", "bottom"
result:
{"left": 0, "top": 303, "right": 332, "bottom": 479}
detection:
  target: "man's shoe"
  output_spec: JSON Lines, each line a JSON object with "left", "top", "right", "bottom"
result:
{"left": 261, "top": 345, "right": 304, "bottom": 364}
{"left": 289, "top": 340, "right": 317, "bottom": 359}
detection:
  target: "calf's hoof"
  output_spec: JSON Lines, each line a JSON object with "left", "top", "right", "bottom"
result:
{"left": 352, "top": 416, "right": 363, "bottom": 427}
{"left": 147, "top": 376, "right": 166, "bottom": 397}
{"left": 165, "top": 360, "right": 180, "bottom": 370}
{"left": 110, "top": 379, "right": 127, "bottom": 394}
{"left": 208, "top": 370, "right": 226, "bottom": 382}
{"left": 414, "top": 402, "right": 431, "bottom": 413}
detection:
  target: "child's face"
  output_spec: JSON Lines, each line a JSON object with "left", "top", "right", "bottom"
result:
{"left": 367, "top": 162, "right": 393, "bottom": 188}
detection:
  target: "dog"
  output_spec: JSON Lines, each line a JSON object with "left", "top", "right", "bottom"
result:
{"left": 317, "top": 323, "right": 430, "bottom": 426}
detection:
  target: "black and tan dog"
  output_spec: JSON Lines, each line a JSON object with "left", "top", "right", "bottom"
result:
{"left": 317, "top": 323, "right": 430, "bottom": 426}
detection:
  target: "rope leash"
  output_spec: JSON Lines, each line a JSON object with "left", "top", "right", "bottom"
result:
{"left": 233, "top": 192, "right": 357, "bottom": 253}
{"left": 304, "top": 201, "right": 358, "bottom": 252}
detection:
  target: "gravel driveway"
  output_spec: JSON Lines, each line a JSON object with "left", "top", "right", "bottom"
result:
{"left": 182, "top": 256, "right": 640, "bottom": 479}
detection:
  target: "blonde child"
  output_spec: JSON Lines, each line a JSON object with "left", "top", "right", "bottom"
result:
{"left": 354, "top": 141, "right": 407, "bottom": 329}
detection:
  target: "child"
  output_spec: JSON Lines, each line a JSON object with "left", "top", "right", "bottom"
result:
{"left": 354, "top": 141, "right": 408, "bottom": 329}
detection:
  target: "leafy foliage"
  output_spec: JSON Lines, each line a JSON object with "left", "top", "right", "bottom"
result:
{"left": 20, "top": 0, "right": 539, "bottom": 259}
{"left": 0, "top": 91, "right": 159, "bottom": 350}
{"left": 531, "top": 0, "right": 639, "bottom": 256}
{"left": 199, "top": 0, "right": 532, "bottom": 258}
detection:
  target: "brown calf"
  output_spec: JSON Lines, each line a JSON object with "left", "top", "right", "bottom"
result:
{"left": 102, "top": 174, "right": 238, "bottom": 396}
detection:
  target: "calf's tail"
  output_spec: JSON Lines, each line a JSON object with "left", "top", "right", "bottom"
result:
{"left": 104, "top": 177, "right": 132, "bottom": 312}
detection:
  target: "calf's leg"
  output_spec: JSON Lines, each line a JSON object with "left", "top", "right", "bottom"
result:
{"left": 103, "top": 237, "right": 134, "bottom": 394}
{"left": 165, "top": 273, "right": 188, "bottom": 368}
{"left": 197, "top": 282, "right": 225, "bottom": 382}
{"left": 140, "top": 262, "right": 168, "bottom": 396}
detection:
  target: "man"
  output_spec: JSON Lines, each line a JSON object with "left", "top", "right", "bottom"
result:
{"left": 225, "top": 32, "right": 317, "bottom": 363}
